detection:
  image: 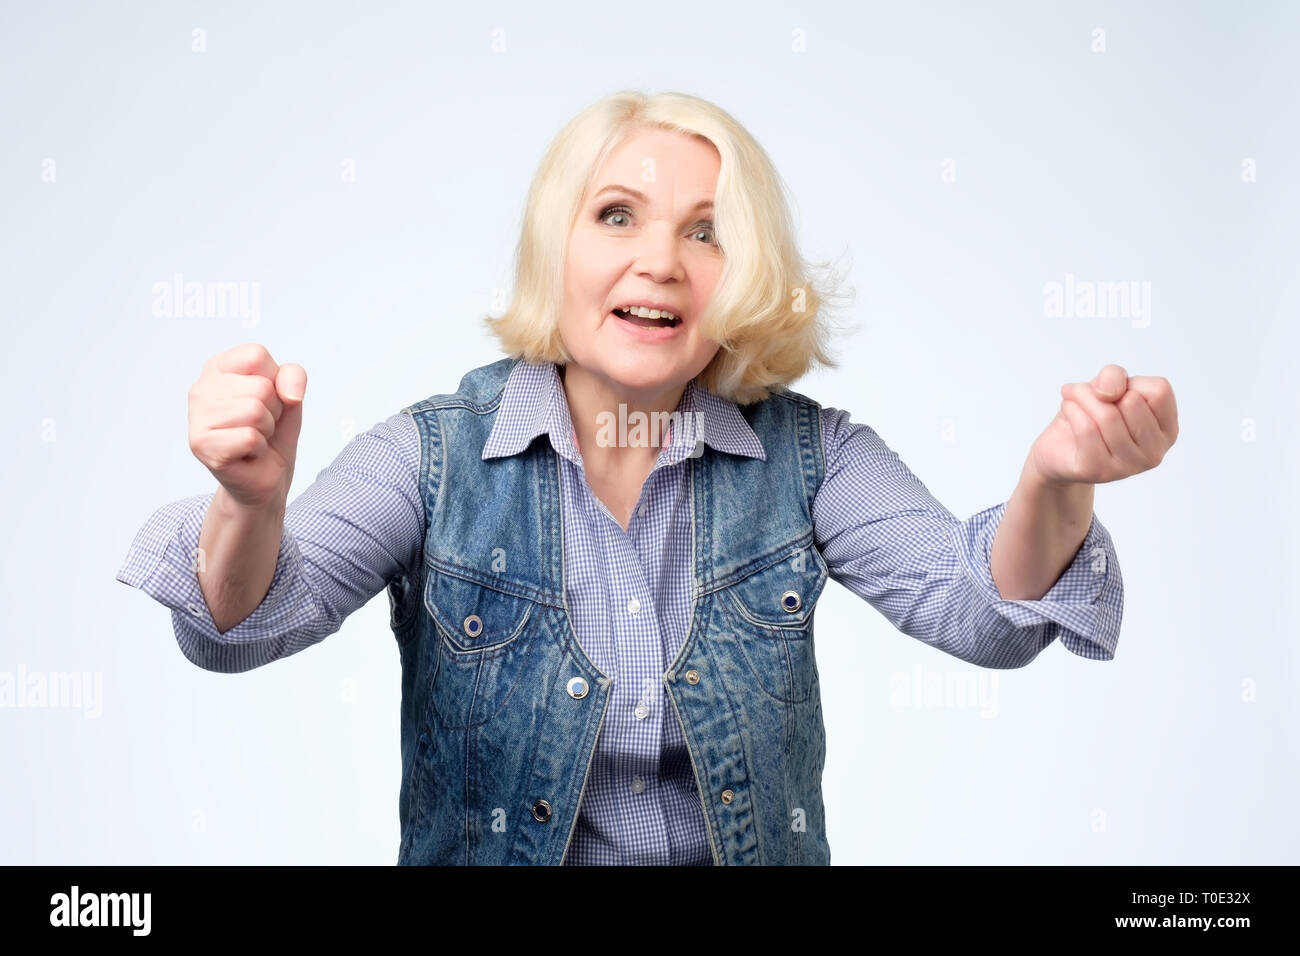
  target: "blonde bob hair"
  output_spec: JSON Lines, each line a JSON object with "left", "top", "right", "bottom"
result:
{"left": 482, "top": 90, "right": 853, "bottom": 405}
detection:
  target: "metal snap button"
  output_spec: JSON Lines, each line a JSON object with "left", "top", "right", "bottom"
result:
{"left": 780, "top": 590, "right": 802, "bottom": 613}
{"left": 462, "top": 614, "right": 483, "bottom": 637}
{"left": 685, "top": 669, "right": 700, "bottom": 685}
{"left": 720, "top": 789, "right": 735, "bottom": 805}
{"left": 531, "top": 799, "right": 552, "bottom": 822}
{"left": 566, "top": 676, "right": 589, "bottom": 699}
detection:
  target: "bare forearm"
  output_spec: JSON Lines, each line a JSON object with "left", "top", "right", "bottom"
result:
{"left": 990, "top": 456, "right": 1094, "bottom": 600}
{"left": 196, "top": 484, "right": 286, "bottom": 633}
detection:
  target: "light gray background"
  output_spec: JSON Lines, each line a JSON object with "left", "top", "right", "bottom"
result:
{"left": 2, "top": 0, "right": 1296, "bottom": 864}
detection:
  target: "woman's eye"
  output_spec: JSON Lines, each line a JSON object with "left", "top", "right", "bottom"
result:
{"left": 598, "top": 205, "right": 717, "bottom": 245}
{"left": 692, "top": 224, "right": 717, "bottom": 245}
{"left": 599, "top": 204, "right": 633, "bottom": 227}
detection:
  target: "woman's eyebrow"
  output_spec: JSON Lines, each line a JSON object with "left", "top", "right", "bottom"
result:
{"left": 592, "top": 184, "right": 714, "bottom": 213}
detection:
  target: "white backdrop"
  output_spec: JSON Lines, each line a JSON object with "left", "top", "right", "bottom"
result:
{"left": 2, "top": 0, "right": 1296, "bottom": 864}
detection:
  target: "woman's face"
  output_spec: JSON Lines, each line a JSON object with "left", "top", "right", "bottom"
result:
{"left": 558, "top": 126, "right": 724, "bottom": 396}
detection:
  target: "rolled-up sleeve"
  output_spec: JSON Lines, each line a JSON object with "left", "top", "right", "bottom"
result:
{"left": 950, "top": 501, "right": 1122, "bottom": 661}
{"left": 813, "top": 406, "right": 1124, "bottom": 668}
{"left": 116, "top": 411, "right": 424, "bottom": 673}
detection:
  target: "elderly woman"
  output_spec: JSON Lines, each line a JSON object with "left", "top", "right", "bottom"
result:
{"left": 117, "top": 90, "right": 1178, "bottom": 866}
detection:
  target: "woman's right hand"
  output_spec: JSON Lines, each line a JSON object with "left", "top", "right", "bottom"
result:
{"left": 188, "top": 343, "right": 308, "bottom": 511}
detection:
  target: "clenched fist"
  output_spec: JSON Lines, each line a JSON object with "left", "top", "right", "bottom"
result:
{"left": 1028, "top": 364, "right": 1179, "bottom": 486}
{"left": 188, "top": 343, "right": 307, "bottom": 510}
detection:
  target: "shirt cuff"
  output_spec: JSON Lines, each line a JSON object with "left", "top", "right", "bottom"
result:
{"left": 116, "top": 492, "right": 322, "bottom": 648}
{"left": 950, "top": 500, "right": 1123, "bottom": 661}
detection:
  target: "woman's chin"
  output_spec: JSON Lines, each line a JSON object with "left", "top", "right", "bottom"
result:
{"left": 594, "top": 357, "right": 684, "bottom": 393}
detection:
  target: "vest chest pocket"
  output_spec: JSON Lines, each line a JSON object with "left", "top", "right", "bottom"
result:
{"left": 421, "top": 563, "right": 539, "bottom": 732}
{"left": 422, "top": 564, "right": 534, "bottom": 654}
{"left": 720, "top": 545, "right": 829, "bottom": 703}
{"left": 724, "top": 545, "right": 829, "bottom": 629}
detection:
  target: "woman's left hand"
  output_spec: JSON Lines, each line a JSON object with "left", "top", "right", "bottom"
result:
{"left": 1027, "top": 364, "right": 1179, "bottom": 486}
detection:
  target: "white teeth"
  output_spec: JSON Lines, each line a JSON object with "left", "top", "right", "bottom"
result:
{"left": 619, "top": 305, "right": 680, "bottom": 322}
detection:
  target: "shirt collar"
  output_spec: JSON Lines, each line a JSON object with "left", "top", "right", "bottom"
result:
{"left": 481, "top": 359, "right": 766, "bottom": 466}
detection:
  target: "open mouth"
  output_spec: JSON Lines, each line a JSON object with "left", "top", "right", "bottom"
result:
{"left": 612, "top": 307, "right": 681, "bottom": 329}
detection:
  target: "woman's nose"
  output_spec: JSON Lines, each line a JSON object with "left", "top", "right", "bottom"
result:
{"left": 631, "top": 225, "right": 686, "bottom": 280}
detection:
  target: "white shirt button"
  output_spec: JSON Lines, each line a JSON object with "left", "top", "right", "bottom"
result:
{"left": 634, "top": 703, "right": 649, "bottom": 720}
{"left": 626, "top": 597, "right": 640, "bottom": 615}
{"left": 186, "top": 602, "right": 203, "bottom": 617}
{"left": 630, "top": 775, "right": 645, "bottom": 794}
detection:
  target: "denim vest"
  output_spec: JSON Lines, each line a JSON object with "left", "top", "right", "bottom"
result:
{"left": 387, "top": 357, "right": 831, "bottom": 865}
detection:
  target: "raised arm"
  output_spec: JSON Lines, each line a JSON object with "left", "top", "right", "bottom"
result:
{"left": 811, "top": 404, "right": 1124, "bottom": 669}
{"left": 116, "top": 343, "right": 424, "bottom": 672}
{"left": 993, "top": 365, "right": 1178, "bottom": 600}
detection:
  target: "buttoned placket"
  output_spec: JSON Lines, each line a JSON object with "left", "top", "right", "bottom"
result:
{"left": 550, "top": 379, "right": 701, "bottom": 863}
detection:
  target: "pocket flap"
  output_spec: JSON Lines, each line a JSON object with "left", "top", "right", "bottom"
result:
{"left": 725, "top": 546, "right": 828, "bottom": 628}
{"left": 423, "top": 566, "right": 534, "bottom": 651}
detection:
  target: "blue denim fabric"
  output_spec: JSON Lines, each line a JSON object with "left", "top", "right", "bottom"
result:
{"left": 392, "top": 357, "right": 831, "bottom": 865}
